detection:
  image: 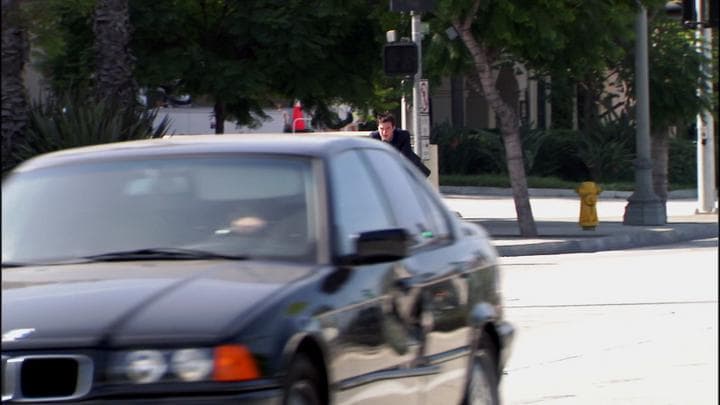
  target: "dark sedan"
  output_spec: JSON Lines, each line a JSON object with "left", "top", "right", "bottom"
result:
{"left": 1, "top": 134, "right": 513, "bottom": 404}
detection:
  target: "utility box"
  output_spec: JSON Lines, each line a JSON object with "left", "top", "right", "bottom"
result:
{"left": 390, "top": 0, "right": 436, "bottom": 12}
{"left": 383, "top": 42, "right": 418, "bottom": 76}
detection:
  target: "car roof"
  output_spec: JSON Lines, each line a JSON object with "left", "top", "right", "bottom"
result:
{"left": 14, "top": 132, "right": 386, "bottom": 172}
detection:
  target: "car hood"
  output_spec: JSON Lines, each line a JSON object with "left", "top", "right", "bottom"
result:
{"left": 2, "top": 260, "right": 316, "bottom": 349}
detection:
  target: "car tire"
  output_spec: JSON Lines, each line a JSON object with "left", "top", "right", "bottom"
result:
{"left": 463, "top": 333, "right": 500, "bottom": 405}
{"left": 283, "top": 354, "right": 322, "bottom": 405}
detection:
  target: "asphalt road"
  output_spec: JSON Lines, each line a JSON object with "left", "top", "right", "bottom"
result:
{"left": 498, "top": 238, "right": 719, "bottom": 404}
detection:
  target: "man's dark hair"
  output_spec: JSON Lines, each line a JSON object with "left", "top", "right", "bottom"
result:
{"left": 377, "top": 112, "right": 395, "bottom": 127}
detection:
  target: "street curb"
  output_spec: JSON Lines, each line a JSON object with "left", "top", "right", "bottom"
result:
{"left": 494, "top": 224, "right": 719, "bottom": 257}
{"left": 440, "top": 186, "right": 697, "bottom": 199}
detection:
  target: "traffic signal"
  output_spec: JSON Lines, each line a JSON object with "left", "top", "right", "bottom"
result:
{"left": 681, "top": 0, "right": 696, "bottom": 23}
{"left": 383, "top": 42, "right": 418, "bottom": 76}
{"left": 389, "top": 0, "right": 435, "bottom": 12}
{"left": 673, "top": 0, "right": 718, "bottom": 28}
{"left": 710, "top": 0, "right": 718, "bottom": 28}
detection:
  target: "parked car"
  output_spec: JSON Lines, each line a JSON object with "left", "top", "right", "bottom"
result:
{"left": 1, "top": 134, "right": 514, "bottom": 404}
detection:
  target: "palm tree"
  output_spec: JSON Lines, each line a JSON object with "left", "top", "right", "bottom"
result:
{"left": 92, "top": 0, "right": 136, "bottom": 107}
{"left": 1, "top": 0, "right": 30, "bottom": 173}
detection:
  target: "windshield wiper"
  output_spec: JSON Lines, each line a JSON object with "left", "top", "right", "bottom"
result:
{"left": 2, "top": 258, "right": 87, "bottom": 267}
{"left": 2, "top": 262, "right": 29, "bottom": 268}
{"left": 82, "top": 248, "right": 249, "bottom": 262}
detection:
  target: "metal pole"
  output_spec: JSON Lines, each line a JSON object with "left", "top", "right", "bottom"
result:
{"left": 634, "top": 6, "right": 652, "bottom": 174}
{"left": 623, "top": 3, "right": 667, "bottom": 225}
{"left": 695, "top": 0, "right": 717, "bottom": 213}
{"left": 401, "top": 81, "right": 408, "bottom": 130}
{"left": 411, "top": 11, "right": 422, "bottom": 156}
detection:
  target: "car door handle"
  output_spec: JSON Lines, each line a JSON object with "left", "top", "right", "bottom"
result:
{"left": 394, "top": 277, "right": 413, "bottom": 293}
{"left": 419, "top": 304, "right": 434, "bottom": 333}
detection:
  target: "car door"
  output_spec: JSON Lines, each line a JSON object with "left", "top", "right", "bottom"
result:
{"left": 360, "top": 148, "right": 474, "bottom": 404}
{"left": 323, "top": 149, "right": 423, "bottom": 405}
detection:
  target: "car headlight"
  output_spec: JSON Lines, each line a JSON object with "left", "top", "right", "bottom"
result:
{"left": 171, "top": 349, "right": 213, "bottom": 382}
{"left": 125, "top": 350, "right": 167, "bottom": 383}
{"left": 110, "top": 345, "right": 259, "bottom": 384}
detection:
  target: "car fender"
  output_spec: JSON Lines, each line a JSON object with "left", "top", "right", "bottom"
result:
{"left": 468, "top": 301, "right": 514, "bottom": 377}
{"left": 469, "top": 302, "right": 498, "bottom": 330}
{"left": 468, "top": 302, "right": 500, "bottom": 350}
{"left": 280, "top": 320, "right": 332, "bottom": 382}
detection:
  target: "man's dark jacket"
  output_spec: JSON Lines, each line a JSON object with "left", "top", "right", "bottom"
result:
{"left": 370, "top": 129, "right": 431, "bottom": 177}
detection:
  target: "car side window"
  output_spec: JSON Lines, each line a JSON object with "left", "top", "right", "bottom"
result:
{"left": 360, "top": 149, "right": 444, "bottom": 246}
{"left": 409, "top": 173, "right": 452, "bottom": 240}
{"left": 328, "top": 150, "right": 395, "bottom": 256}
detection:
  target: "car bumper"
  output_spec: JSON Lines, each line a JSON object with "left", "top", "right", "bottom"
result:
{"left": 496, "top": 320, "right": 515, "bottom": 376}
{"left": 79, "top": 388, "right": 282, "bottom": 404}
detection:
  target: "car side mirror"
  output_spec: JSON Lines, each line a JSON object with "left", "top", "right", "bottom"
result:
{"left": 338, "top": 228, "right": 410, "bottom": 265}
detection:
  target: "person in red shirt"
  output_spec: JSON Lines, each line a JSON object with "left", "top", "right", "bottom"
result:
{"left": 291, "top": 101, "right": 305, "bottom": 132}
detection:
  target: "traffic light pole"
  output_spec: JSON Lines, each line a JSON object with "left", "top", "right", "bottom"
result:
{"left": 410, "top": 11, "right": 432, "bottom": 166}
{"left": 411, "top": 11, "right": 422, "bottom": 157}
{"left": 401, "top": 88, "right": 408, "bottom": 130}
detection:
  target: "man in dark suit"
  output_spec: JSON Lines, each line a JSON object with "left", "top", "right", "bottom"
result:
{"left": 370, "top": 112, "right": 431, "bottom": 177}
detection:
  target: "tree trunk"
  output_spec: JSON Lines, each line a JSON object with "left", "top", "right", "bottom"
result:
{"left": 651, "top": 127, "right": 670, "bottom": 201}
{"left": 1, "top": 0, "right": 29, "bottom": 172}
{"left": 214, "top": 101, "right": 225, "bottom": 134}
{"left": 454, "top": 12, "right": 537, "bottom": 237}
{"left": 93, "top": 0, "right": 136, "bottom": 108}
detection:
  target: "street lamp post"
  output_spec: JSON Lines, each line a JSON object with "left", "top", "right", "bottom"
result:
{"left": 694, "top": 0, "right": 717, "bottom": 214}
{"left": 663, "top": 0, "right": 717, "bottom": 213}
{"left": 623, "top": 3, "right": 668, "bottom": 225}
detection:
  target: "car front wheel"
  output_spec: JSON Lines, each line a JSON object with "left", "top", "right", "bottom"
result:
{"left": 283, "top": 354, "right": 322, "bottom": 405}
{"left": 464, "top": 334, "right": 500, "bottom": 405}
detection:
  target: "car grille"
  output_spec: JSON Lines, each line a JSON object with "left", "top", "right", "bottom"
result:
{"left": 2, "top": 355, "right": 93, "bottom": 402}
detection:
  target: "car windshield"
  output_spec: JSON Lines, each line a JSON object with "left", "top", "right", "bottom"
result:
{"left": 2, "top": 155, "right": 319, "bottom": 265}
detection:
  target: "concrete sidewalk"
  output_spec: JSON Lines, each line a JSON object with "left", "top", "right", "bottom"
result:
{"left": 441, "top": 186, "right": 719, "bottom": 257}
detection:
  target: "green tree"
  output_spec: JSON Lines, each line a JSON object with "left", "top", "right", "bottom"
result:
{"left": 26, "top": 0, "right": 96, "bottom": 94}
{"left": 28, "top": 0, "right": 395, "bottom": 132}
{"left": 637, "top": 13, "right": 712, "bottom": 200}
{"left": 426, "top": 0, "right": 636, "bottom": 236}
{"left": 2, "top": 0, "right": 30, "bottom": 173}
{"left": 129, "top": 0, "right": 385, "bottom": 133}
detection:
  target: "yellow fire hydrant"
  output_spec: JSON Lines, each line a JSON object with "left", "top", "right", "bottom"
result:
{"left": 576, "top": 181, "right": 602, "bottom": 230}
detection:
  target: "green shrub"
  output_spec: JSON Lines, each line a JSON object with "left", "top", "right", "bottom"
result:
{"left": 434, "top": 114, "right": 695, "bottom": 187}
{"left": 519, "top": 125, "right": 550, "bottom": 174}
{"left": 439, "top": 173, "right": 638, "bottom": 191}
{"left": 576, "top": 113, "right": 635, "bottom": 182}
{"left": 440, "top": 173, "right": 511, "bottom": 187}
{"left": 432, "top": 123, "right": 555, "bottom": 176}
{"left": 10, "top": 90, "right": 170, "bottom": 171}
{"left": 530, "top": 128, "right": 591, "bottom": 181}
{"left": 668, "top": 136, "right": 696, "bottom": 187}
{"left": 432, "top": 122, "right": 505, "bottom": 175}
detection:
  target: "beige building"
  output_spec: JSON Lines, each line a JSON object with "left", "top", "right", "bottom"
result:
{"left": 429, "top": 65, "right": 627, "bottom": 132}
{"left": 429, "top": 64, "right": 551, "bottom": 131}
